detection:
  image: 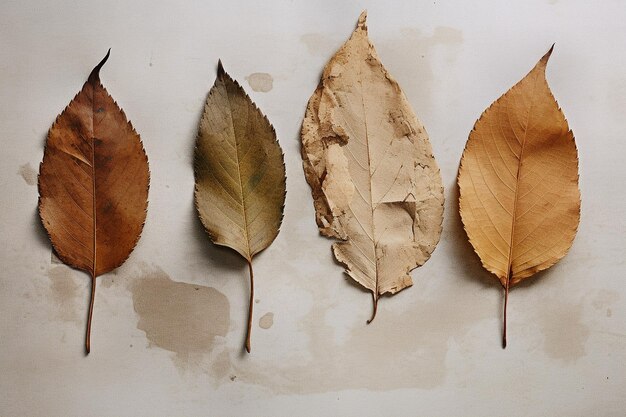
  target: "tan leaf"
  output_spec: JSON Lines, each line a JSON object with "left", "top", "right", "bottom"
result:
{"left": 38, "top": 50, "right": 150, "bottom": 353}
{"left": 458, "top": 45, "right": 581, "bottom": 347}
{"left": 194, "top": 61, "right": 286, "bottom": 353}
{"left": 301, "top": 12, "right": 445, "bottom": 322}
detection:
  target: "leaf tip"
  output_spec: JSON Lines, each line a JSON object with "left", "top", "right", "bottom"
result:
{"left": 540, "top": 43, "right": 555, "bottom": 65}
{"left": 217, "top": 59, "right": 226, "bottom": 77}
{"left": 88, "top": 49, "right": 111, "bottom": 84}
{"left": 357, "top": 10, "right": 368, "bottom": 30}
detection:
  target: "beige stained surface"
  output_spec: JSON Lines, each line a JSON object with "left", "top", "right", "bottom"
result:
{"left": 1, "top": 1, "right": 625, "bottom": 416}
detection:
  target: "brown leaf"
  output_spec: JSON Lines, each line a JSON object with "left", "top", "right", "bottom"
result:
{"left": 194, "top": 61, "right": 286, "bottom": 353}
{"left": 458, "top": 45, "right": 581, "bottom": 347}
{"left": 38, "top": 50, "right": 150, "bottom": 353}
{"left": 301, "top": 12, "right": 445, "bottom": 322}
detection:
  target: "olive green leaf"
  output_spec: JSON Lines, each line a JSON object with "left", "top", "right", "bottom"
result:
{"left": 194, "top": 61, "right": 286, "bottom": 353}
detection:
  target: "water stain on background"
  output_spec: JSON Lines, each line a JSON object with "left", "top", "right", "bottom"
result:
{"left": 18, "top": 162, "right": 37, "bottom": 186}
{"left": 48, "top": 266, "right": 82, "bottom": 325}
{"left": 210, "top": 350, "right": 232, "bottom": 381}
{"left": 591, "top": 289, "right": 620, "bottom": 312}
{"left": 195, "top": 177, "right": 495, "bottom": 394}
{"left": 259, "top": 312, "right": 274, "bottom": 329}
{"left": 223, "top": 283, "right": 495, "bottom": 393}
{"left": 246, "top": 73, "right": 274, "bottom": 92}
{"left": 300, "top": 27, "right": 463, "bottom": 109}
{"left": 536, "top": 289, "right": 620, "bottom": 362}
{"left": 300, "top": 33, "right": 340, "bottom": 57}
{"left": 537, "top": 299, "right": 590, "bottom": 362}
{"left": 212, "top": 211, "right": 497, "bottom": 394}
{"left": 130, "top": 267, "right": 230, "bottom": 365}
{"left": 379, "top": 26, "right": 463, "bottom": 112}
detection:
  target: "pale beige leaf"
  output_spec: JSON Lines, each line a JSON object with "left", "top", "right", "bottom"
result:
{"left": 194, "top": 61, "right": 286, "bottom": 352}
{"left": 301, "top": 12, "right": 445, "bottom": 321}
{"left": 458, "top": 45, "right": 581, "bottom": 347}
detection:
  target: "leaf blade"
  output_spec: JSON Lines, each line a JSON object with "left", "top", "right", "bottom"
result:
{"left": 39, "top": 50, "right": 149, "bottom": 276}
{"left": 195, "top": 63, "right": 285, "bottom": 261}
{"left": 38, "top": 50, "right": 150, "bottom": 352}
{"left": 458, "top": 46, "right": 581, "bottom": 346}
{"left": 194, "top": 62, "right": 286, "bottom": 352}
{"left": 301, "top": 12, "right": 445, "bottom": 320}
{"left": 459, "top": 46, "right": 580, "bottom": 286}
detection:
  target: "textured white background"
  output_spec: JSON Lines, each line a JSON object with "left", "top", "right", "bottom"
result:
{"left": 1, "top": 0, "right": 625, "bottom": 416}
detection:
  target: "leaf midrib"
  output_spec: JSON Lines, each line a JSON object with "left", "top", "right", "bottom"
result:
{"left": 356, "top": 41, "right": 379, "bottom": 297}
{"left": 223, "top": 81, "right": 252, "bottom": 261}
{"left": 90, "top": 80, "right": 98, "bottom": 279}
{"left": 505, "top": 68, "right": 541, "bottom": 283}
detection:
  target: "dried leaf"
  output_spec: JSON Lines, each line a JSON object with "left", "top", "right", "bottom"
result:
{"left": 301, "top": 12, "right": 445, "bottom": 322}
{"left": 38, "top": 50, "right": 150, "bottom": 353}
{"left": 194, "top": 61, "right": 286, "bottom": 353}
{"left": 458, "top": 45, "right": 581, "bottom": 347}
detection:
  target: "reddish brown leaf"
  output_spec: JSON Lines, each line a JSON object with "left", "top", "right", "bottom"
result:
{"left": 38, "top": 50, "right": 149, "bottom": 354}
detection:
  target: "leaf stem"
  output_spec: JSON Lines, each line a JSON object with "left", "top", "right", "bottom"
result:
{"left": 503, "top": 278, "right": 509, "bottom": 349}
{"left": 367, "top": 292, "right": 378, "bottom": 324}
{"left": 86, "top": 271, "right": 96, "bottom": 355}
{"left": 245, "top": 260, "right": 254, "bottom": 353}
